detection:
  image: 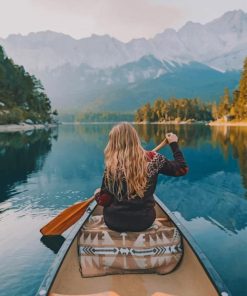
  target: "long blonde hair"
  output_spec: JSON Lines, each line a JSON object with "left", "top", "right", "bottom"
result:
{"left": 104, "top": 122, "right": 148, "bottom": 200}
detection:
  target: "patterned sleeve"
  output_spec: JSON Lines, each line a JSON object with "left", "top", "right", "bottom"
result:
{"left": 156, "top": 142, "right": 189, "bottom": 177}
{"left": 95, "top": 171, "right": 114, "bottom": 207}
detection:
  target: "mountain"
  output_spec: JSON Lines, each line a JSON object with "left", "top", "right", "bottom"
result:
{"left": 37, "top": 55, "right": 240, "bottom": 111}
{"left": 1, "top": 10, "right": 247, "bottom": 72}
{"left": 0, "top": 10, "right": 245, "bottom": 112}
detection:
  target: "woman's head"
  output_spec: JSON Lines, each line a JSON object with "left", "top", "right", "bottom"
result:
{"left": 104, "top": 122, "right": 148, "bottom": 199}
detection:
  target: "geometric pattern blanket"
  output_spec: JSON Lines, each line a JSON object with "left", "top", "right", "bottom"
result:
{"left": 78, "top": 215, "right": 183, "bottom": 277}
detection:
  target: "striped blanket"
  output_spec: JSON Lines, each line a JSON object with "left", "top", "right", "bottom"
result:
{"left": 78, "top": 215, "right": 183, "bottom": 277}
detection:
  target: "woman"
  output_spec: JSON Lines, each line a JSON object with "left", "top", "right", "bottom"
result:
{"left": 95, "top": 122, "right": 188, "bottom": 232}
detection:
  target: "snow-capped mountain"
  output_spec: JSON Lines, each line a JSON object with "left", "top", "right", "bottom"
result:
{"left": 0, "top": 9, "right": 244, "bottom": 111}
{"left": 36, "top": 55, "right": 240, "bottom": 111}
{"left": 1, "top": 9, "right": 247, "bottom": 72}
{"left": 206, "top": 9, "right": 247, "bottom": 47}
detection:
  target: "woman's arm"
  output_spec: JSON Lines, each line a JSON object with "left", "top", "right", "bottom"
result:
{"left": 95, "top": 172, "right": 114, "bottom": 206}
{"left": 157, "top": 142, "right": 188, "bottom": 176}
{"left": 155, "top": 133, "right": 188, "bottom": 177}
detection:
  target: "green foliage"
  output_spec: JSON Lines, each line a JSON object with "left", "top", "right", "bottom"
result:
{"left": 211, "top": 102, "right": 218, "bottom": 120}
{"left": 234, "top": 57, "right": 247, "bottom": 120}
{"left": 135, "top": 97, "right": 213, "bottom": 122}
{"left": 0, "top": 45, "right": 55, "bottom": 124}
{"left": 218, "top": 88, "right": 231, "bottom": 118}
{"left": 214, "top": 57, "right": 247, "bottom": 121}
{"left": 136, "top": 57, "right": 247, "bottom": 123}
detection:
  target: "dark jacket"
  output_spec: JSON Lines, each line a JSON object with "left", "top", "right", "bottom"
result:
{"left": 95, "top": 142, "right": 188, "bottom": 232}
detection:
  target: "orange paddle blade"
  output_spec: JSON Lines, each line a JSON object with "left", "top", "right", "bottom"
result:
{"left": 40, "top": 196, "right": 95, "bottom": 236}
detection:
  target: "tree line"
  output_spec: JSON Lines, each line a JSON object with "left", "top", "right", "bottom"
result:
{"left": 135, "top": 57, "right": 247, "bottom": 123}
{"left": 212, "top": 57, "right": 247, "bottom": 121}
{"left": 0, "top": 45, "right": 57, "bottom": 124}
{"left": 135, "top": 98, "right": 212, "bottom": 122}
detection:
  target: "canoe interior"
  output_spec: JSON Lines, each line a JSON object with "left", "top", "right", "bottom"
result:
{"left": 48, "top": 203, "right": 219, "bottom": 296}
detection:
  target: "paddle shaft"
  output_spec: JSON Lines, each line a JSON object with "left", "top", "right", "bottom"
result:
{"left": 152, "top": 138, "right": 169, "bottom": 152}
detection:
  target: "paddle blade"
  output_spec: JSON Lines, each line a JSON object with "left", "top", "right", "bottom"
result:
{"left": 40, "top": 196, "right": 95, "bottom": 236}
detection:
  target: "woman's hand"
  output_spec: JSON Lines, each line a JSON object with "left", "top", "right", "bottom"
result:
{"left": 165, "top": 132, "right": 178, "bottom": 144}
{"left": 94, "top": 188, "right": 101, "bottom": 195}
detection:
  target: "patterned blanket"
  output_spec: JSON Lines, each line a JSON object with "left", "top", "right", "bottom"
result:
{"left": 78, "top": 215, "right": 183, "bottom": 277}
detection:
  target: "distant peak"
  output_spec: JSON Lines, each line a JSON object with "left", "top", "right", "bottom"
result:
{"left": 6, "top": 33, "right": 24, "bottom": 39}
{"left": 6, "top": 30, "right": 75, "bottom": 41}
{"left": 178, "top": 21, "right": 204, "bottom": 34}
{"left": 223, "top": 9, "right": 245, "bottom": 16}
{"left": 91, "top": 33, "right": 112, "bottom": 39}
{"left": 154, "top": 27, "right": 177, "bottom": 38}
{"left": 163, "top": 28, "right": 177, "bottom": 34}
{"left": 28, "top": 30, "right": 74, "bottom": 38}
{"left": 127, "top": 37, "right": 148, "bottom": 44}
{"left": 206, "top": 9, "right": 247, "bottom": 26}
{"left": 181, "top": 21, "right": 203, "bottom": 29}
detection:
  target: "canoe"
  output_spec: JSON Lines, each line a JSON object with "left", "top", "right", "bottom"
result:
{"left": 36, "top": 195, "right": 231, "bottom": 296}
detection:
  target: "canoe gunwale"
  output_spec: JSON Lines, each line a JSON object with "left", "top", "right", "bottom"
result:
{"left": 154, "top": 195, "right": 232, "bottom": 296}
{"left": 36, "top": 200, "right": 98, "bottom": 296}
{"left": 36, "top": 196, "right": 232, "bottom": 296}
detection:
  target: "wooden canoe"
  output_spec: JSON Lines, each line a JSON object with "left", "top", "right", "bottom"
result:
{"left": 36, "top": 195, "right": 231, "bottom": 296}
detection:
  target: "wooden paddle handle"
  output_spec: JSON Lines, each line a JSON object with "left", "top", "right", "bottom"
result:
{"left": 152, "top": 138, "right": 169, "bottom": 152}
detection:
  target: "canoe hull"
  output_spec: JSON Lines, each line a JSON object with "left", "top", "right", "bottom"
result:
{"left": 36, "top": 196, "right": 231, "bottom": 296}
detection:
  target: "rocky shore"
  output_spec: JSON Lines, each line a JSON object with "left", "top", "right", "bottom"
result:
{"left": 0, "top": 123, "right": 58, "bottom": 132}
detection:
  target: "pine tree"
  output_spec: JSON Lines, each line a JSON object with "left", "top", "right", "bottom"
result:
{"left": 143, "top": 103, "right": 152, "bottom": 122}
{"left": 135, "top": 108, "right": 143, "bottom": 122}
{"left": 218, "top": 88, "right": 231, "bottom": 119}
{"left": 135, "top": 97, "right": 213, "bottom": 122}
{"left": 153, "top": 98, "right": 163, "bottom": 121}
{"left": 212, "top": 102, "right": 218, "bottom": 120}
{"left": 236, "top": 57, "right": 247, "bottom": 119}
{"left": 0, "top": 45, "right": 55, "bottom": 124}
{"left": 230, "top": 89, "right": 240, "bottom": 117}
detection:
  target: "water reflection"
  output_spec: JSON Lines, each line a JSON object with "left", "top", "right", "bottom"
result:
{"left": 211, "top": 126, "right": 247, "bottom": 198}
{"left": 0, "top": 129, "right": 58, "bottom": 202}
{"left": 135, "top": 123, "right": 211, "bottom": 148}
{"left": 136, "top": 124, "right": 247, "bottom": 195}
{"left": 40, "top": 235, "right": 65, "bottom": 254}
{"left": 0, "top": 123, "right": 246, "bottom": 296}
{"left": 136, "top": 124, "right": 247, "bottom": 234}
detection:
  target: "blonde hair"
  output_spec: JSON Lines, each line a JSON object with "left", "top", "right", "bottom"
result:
{"left": 104, "top": 122, "right": 148, "bottom": 200}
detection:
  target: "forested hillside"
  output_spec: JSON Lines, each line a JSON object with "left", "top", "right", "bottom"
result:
{"left": 136, "top": 57, "right": 247, "bottom": 123}
{"left": 135, "top": 98, "right": 212, "bottom": 122}
{"left": 0, "top": 46, "right": 56, "bottom": 124}
{"left": 212, "top": 57, "right": 247, "bottom": 121}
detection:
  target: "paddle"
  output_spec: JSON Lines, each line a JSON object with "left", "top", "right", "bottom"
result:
{"left": 40, "top": 138, "right": 169, "bottom": 236}
{"left": 40, "top": 196, "right": 95, "bottom": 236}
{"left": 152, "top": 138, "right": 168, "bottom": 152}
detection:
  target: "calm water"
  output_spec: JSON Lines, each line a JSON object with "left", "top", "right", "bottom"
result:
{"left": 0, "top": 123, "right": 247, "bottom": 296}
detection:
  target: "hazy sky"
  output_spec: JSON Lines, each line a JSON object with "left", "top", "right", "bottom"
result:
{"left": 0, "top": 0, "right": 247, "bottom": 42}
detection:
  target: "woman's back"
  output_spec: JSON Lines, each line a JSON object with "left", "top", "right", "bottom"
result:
{"left": 95, "top": 124, "right": 188, "bottom": 232}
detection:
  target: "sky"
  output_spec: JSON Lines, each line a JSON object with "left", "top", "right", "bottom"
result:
{"left": 0, "top": 0, "right": 247, "bottom": 42}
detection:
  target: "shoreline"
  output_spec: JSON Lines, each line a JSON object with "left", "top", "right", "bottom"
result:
{"left": 8, "top": 121, "right": 246, "bottom": 128}
{"left": 133, "top": 121, "right": 205, "bottom": 125}
{"left": 61, "top": 121, "right": 206, "bottom": 125}
{"left": 208, "top": 121, "right": 247, "bottom": 126}
{"left": 0, "top": 123, "right": 58, "bottom": 133}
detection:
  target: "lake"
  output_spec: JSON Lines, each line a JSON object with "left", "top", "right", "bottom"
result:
{"left": 0, "top": 123, "right": 246, "bottom": 296}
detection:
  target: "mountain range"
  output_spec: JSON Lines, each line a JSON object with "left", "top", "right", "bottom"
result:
{"left": 0, "top": 9, "right": 246, "bottom": 111}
